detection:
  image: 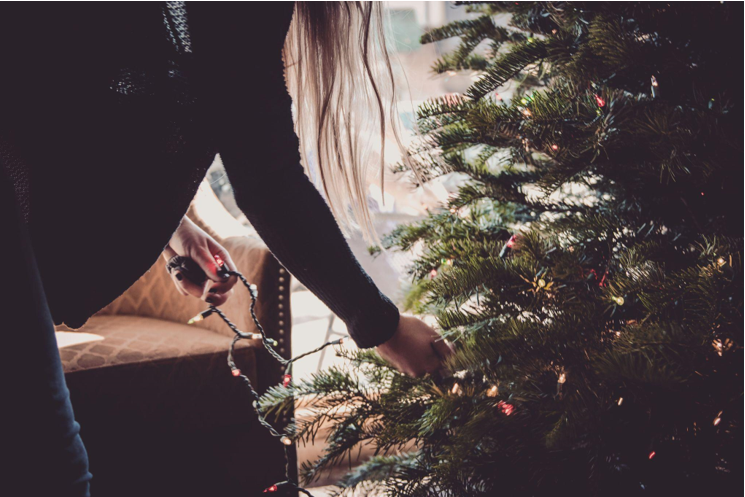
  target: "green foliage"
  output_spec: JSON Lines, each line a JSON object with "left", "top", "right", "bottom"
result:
{"left": 261, "top": 3, "right": 742, "bottom": 496}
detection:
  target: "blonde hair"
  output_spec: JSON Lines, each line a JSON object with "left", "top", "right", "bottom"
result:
{"left": 283, "top": 1, "right": 413, "bottom": 242}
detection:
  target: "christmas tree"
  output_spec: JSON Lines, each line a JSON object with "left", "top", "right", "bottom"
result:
{"left": 261, "top": 3, "right": 743, "bottom": 495}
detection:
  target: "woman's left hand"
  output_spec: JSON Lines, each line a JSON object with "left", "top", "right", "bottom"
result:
{"left": 375, "top": 315, "right": 454, "bottom": 377}
{"left": 163, "top": 216, "right": 238, "bottom": 306}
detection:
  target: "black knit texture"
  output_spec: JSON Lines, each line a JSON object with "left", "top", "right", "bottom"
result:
{"left": 0, "top": 2, "right": 399, "bottom": 349}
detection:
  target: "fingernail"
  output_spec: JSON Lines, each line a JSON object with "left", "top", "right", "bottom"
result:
{"left": 175, "top": 273, "right": 183, "bottom": 281}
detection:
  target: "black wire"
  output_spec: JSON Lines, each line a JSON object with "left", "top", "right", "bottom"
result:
{"left": 201, "top": 269, "right": 353, "bottom": 496}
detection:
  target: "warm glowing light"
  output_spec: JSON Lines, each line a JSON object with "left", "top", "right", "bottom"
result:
{"left": 280, "top": 436, "right": 293, "bottom": 446}
{"left": 651, "top": 75, "right": 658, "bottom": 87}
{"left": 506, "top": 235, "right": 517, "bottom": 248}
{"left": 451, "top": 383, "right": 461, "bottom": 395}
{"left": 713, "top": 417, "right": 721, "bottom": 426}
{"left": 613, "top": 296, "right": 625, "bottom": 306}
{"left": 648, "top": 451, "right": 656, "bottom": 460}
{"left": 538, "top": 279, "right": 546, "bottom": 288}
{"left": 231, "top": 368, "right": 241, "bottom": 377}
{"left": 447, "top": 71, "right": 457, "bottom": 77}
{"left": 522, "top": 108, "right": 532, "bottom": 117}
{"left": 487, "top": 385, "right": 499, "bottom": 397}
{"left": 497, "top": 401, "right": 515, "bottom": 416}
{"left": 595, "top": 94, "right": 606, "bottom": 107}
{"left": 264, "top": 484, "right": 278, "bottom": 493}
{"left": 558, "top": 373, "right": 566, "bottom": 384}
{"left": 713, "top": 340, "right": 724, "bottom": 356}
{"left": 249, "top": 333, "right": 263, "bottom": 340}
{"left": 282, "top": 374, "right": 292, "bottom": 387}
{"left": 214, "top": 254, "right": 225, "bottom": 268}
{"left": 617, "top": 397, "right": 623, "bottom": 406}
{"left": 551, "top": 144, "right": 559, "bottom": 151}
{"left": 187, "top": 314, "right": 204, "bottom": 325}
{"left": 430, "top": 269, "right": 438, "bottom": 279}
{"left": 450, "top": 207, "right": 457, "bottom": 213}
{"left": 717, "top": 257, "right": 726, "bottom": 266}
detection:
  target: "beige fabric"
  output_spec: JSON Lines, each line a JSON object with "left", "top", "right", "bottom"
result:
{"left": 56, "top": 315, "right": 256, "bottom": 373}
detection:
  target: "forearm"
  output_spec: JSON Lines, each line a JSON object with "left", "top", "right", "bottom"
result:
{"left": 221, "top": 151, "right": 400, "bottom": 349}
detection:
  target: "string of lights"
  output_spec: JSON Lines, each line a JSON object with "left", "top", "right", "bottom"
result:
{"left": 186, "top": 258, "right": 347, "bottom": 495}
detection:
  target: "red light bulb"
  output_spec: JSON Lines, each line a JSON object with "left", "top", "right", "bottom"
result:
{"left": 497, "top": 401, "right": 515, "bottom": 416}
{"left": 551, "top": 144, "right": 559, "bottom": 151}
{"left": 214, "top": 254, "right": 225, "bottom": 268}
{"left": 264, "top": 484, "right": 278, "bottom": 493}
{"left": 594, "top": 94, "right": 606, "bottom": 107}
{"left": 506, "top": 235, "right": 517, "bottom": 248}
{"left": 648, "top": 451, "right": 656, "bottom": 460}
{"left": 282, "top": 374, "right": 292, "bottom": 387}
{"left": 231, "top": 368, "right": 241, "bottom": 377}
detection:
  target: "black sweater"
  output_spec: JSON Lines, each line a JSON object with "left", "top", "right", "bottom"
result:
{"left": 0, "top": 2, "right": 399, "bottom": 349}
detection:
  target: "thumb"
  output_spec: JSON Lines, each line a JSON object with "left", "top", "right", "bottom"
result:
{"left": 191, "top": 246, "right": 223, "bottom": 283}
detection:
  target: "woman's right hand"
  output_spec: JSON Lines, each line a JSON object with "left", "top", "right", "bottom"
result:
{"left": 163, "top": 216, "right": 238, "bottom": 306}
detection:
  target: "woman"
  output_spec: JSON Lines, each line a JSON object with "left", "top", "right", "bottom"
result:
{"left": 0, "top": 2, "right": 451, "bottom": 495}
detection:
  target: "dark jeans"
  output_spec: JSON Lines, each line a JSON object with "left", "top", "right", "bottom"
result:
{"left": 1, "top": 170, "right": 93, "bottom": 496}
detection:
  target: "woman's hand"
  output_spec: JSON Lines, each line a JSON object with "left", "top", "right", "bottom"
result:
{"left": 163, "top": 216, "right": 238, "bottom": 306}
{"left": 376, "top": 315, "right": 454, "bottom": 377}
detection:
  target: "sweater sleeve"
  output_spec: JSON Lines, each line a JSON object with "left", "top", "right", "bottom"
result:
{"left": 194, "top": 5, "right": 400, "bottom": 349}
{"left": 217, "top": 94, "right": 400, "bottom": 349}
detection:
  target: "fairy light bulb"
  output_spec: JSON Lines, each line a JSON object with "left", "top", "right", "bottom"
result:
{"left": 248, "top": 333, "right": 263, "bottom": 340}
{"left": 451, "top": 383, "right": 461, "bottom": 395}
{"left": 333, "top": 337, "right": 345, "bottom": 345}
{"left": 449, "top": 207, "right": 457, "bottom": 214}
{"left": 648, "top": 451, "right": 656, "bottom": 460}
{"left": 551, "top": 144, "right": 559, "bottom": 151}
{"left": 497, "top": 401, "right": 515, "bottom": 416}
{"left": 187, "top": 308, "right": 214, "bottom": 325}
{"left": 280, "top": 436, "right": 293, "bottom": 446}
{"left": 264, "top": 484, "right": 278, "bottom": 493}
{"left": 231, "top": 368, "right": 241, "bottom": 377}
{"left": 214, "top": 254, "right": 225, "bottom": 268}
{"left": 716, "top": 257, "right": 726, "bottom": 266}
{"left": 558, "top": 373, "right": 566, "bottom": 384}
{"left": 613, "top": 296, "right": 625, "bottom": 306}
{"left": 538, "top": 279, "right": 546, "bottom": 288}
{"left": 651, "top": 75, "right": 658, "bottom": 87}
{"left": 522, "top": 108, "right": 532, "bottom": 117}
{"left": 282, "top": 374, "right": 292, "bottom": 387}
{"left": 430, "top": 269, "right": 438, "bottom": 279}
{"left": 617, "top": 397, "right": 624, "bottom": 406}
{"left": 595, "top": 94, "right": 606, "bottom": 107}
{"left": 486, "top": 385, "right": 499, "bottom": 397}
{"left": 506, "top": 235, "right": 517, "bottom": 248}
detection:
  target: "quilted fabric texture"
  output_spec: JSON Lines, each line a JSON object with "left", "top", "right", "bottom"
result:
{"left": 56, "top": 315, "right": 255, "bottom": 373}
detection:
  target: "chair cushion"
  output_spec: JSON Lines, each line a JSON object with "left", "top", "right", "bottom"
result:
{"left": 56, "top": 315, "right": 254, "bottom": 373}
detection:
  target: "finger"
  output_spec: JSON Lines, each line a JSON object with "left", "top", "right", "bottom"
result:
{"left": 191, "top": 246, "right": 224, "bottom": 283}
{"left": 205, "top": 288, "right": 233, "bottom": 307}
{"left": 203, "top": 277, "right": 237, "bottom": 297}
{"left": 207, "top": 239, "right": 237, "bottom": 274}
{"left": 178, "top": 272, "right": 205, "bottom": 299}
{"left": 169, "top": 273, "right": 189, "bottom": 296}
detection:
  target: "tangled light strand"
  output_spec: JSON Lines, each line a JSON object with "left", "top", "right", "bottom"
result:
{"left": 192, "top": 267, "right": 347, "bottom": 496}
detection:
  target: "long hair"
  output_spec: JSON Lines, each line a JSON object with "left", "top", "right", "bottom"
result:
{"left": 283, "top": 1, "right": 414, "bottom": 242}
